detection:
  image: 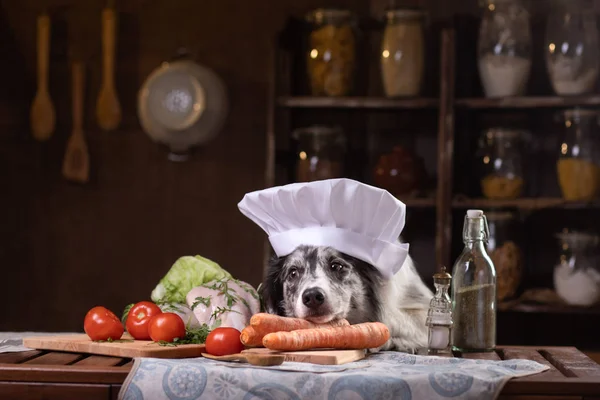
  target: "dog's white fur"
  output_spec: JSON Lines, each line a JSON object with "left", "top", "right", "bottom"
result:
{"left": 373, "top": 254, "right": 434, "bottom": 351}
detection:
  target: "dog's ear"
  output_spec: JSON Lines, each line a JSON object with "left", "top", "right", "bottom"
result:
{"left": 259, "top": 255, "right": 286, "bottom": 316}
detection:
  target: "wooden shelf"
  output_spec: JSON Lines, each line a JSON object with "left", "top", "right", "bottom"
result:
{"left": 456, "top": 95, "right": 600, "bottom": 109}
{"left": 499, "top": 302, "right": 600, "bottom": 315}
{"left": 452, "top": 197, "right": 600, "bottom": 210}
{"left": 398, "top": 197, "right": 436, "bottom": 208}
{"left": 277, "top": 96, "right": 439, "bottom": 109}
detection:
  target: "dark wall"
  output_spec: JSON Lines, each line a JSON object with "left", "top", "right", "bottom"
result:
{"left": 0, "top": 0, "right": 368, "bottom": 332}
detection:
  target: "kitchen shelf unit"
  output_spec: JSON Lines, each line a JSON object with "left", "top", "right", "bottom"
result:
{"left": 266, "top": 15, "right": 600, "bottom": 329}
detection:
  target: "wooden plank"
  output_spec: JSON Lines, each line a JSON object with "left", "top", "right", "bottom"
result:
{"left": 23, "top": 334, "right": 205, "bottom": 359}
{"left": 73, "top": 355, "right": 127, "bottom": 367}
{"left": 498, "top": 396, "right": 582, "bottom": 400}
{"left": 277, "top": 96, "right": 439, "bottom": 109}
{"left": 0, "top": 350, "right": 45, "bottom": 364}
{"left": 458, "top": 351, "right": 502, "bottom": 360}
{"left": 0, "top": 364, "right": 129, "bottom": 384}
{"left": 23, "top": 351, "right": 85, "bottom": 366}
{"left": 243, "top": 348, "right": 366, "bottom": 365}
{"left": 541, "top": 348, "right": 600, "bottom": 378}
{"left": 455, "top": 95, "right": 600, "bottom": 109}
{"left": 503, "top": 377, "right": 600, "bottom": 396}
{"left": 120, "top": 360, "right": 133, "bottom": 369}
{"left": 0, "top": 381, "right": 110, "bottom": 400}
{"left": 502, "top": 348, "right": 565, "bottom": 379}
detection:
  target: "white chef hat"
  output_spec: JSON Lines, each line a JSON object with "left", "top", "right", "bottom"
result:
{"left": 237, "top": 178, "right": 409, "bottom": 279}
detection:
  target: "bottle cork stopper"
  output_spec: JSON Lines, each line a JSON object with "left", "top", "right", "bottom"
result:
{"left": 467, "top": 209, "right": 484, "bottom": 218}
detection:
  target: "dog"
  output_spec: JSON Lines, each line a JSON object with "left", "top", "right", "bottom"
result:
{"left": 259, "top": 244, "right": 434, "bottom": 352}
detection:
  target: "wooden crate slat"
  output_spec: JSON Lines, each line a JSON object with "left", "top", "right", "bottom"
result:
{"left": 458, "top": 351, "right": 502, "bottom": 360}
{"left": 501, "top": 348, "right": 564, "bottom": 380}
{"left": 0, "top": 364, "right": 129, "bottom": 384}
{"left": 0, "top": 351, "right": 45, "bottom": 364}
{"left": 0, "top": 381, "right": 111, "bottom": 400}
{"left": 73, "top": 355, "right": 126, "bottom": 367}
{"left": 23, "top": 352, "right": 85, "bottom": 366}
{"left": 540, "top": 348, "right": 600, "bottom": 378}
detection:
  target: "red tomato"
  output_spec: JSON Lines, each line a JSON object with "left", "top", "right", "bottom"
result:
{"left": 84, "top": 306, "right": 124, "bottom": 341}
{"left": 125, "top": 301, "right": 163, "bottom": 340}
{"left": 205, "top": 327, "right": 244, "bottom": 356}
{"left": 147, "top": 313, "right": 186, "bottom": 342}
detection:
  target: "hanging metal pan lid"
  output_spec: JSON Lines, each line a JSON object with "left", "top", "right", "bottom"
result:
{"left": 137, "top": 57, "right": 228, "bottom": 155}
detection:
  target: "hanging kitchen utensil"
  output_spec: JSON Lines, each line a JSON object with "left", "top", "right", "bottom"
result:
{"left": 96, "top": 3, "right": 121, "bottom": 131}
{"left": 137, "top": 49, "right": 228, "bottom": 161}
{"left": 62, "top": 61, "right": 90, "bottom": 183}
{"left": 30, "top": 12, "right": 56, "bottom": 141}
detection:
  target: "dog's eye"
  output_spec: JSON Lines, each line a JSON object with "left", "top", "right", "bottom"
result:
{"left": 289, "top": 267, "right": 299, "bottom": 279}
{"left": 331, "top": 262, "right": 344, "bottom": 272}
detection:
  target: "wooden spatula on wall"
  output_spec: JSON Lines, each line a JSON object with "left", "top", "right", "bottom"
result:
{"left": 96, "top": 2, "right": 121, "bottom": 131}
{"left": 30, "top": 12, "right": 56, "bottom": 141}
{"left": 62, "top": 61, "right": 89, "bottom": 183}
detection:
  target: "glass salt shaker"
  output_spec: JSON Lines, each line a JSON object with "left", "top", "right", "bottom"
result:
{"left": 425, "top": 266, "right": 453, "bottom": 355}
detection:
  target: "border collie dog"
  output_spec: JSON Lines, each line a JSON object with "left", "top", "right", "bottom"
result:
{"left": 259, "top": 244, "right": 434, "bottom": 352}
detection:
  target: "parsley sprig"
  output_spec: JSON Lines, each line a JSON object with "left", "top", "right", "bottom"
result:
{"left": 157, "top": 324, "right": 211, "bottom": 347}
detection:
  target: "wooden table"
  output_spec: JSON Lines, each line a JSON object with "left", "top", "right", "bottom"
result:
{"left": 1, "top": 346, "right": 599, "bottom": 400}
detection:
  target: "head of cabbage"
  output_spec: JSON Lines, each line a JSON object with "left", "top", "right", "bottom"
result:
{"left": 150, "top": 255, "right": 232, "bottom": 304}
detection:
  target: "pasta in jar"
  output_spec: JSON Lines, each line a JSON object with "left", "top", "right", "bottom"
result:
{"left": 306, "top": 9, "right": 356, "bottom": 97}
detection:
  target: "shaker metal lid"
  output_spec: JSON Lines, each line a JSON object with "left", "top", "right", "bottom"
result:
{"left": 433, "top": 266, "right": 452, "bottom": 281}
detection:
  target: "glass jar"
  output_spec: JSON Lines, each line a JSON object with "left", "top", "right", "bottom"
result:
{"left": 293, "top": 126, "right": 346, "bottom": 182}
{"left": 557, "top": 109, "right": 600, "bottom": 201}
{"left": 373, "top": 146, "right": 425, "bottom": 196}
{"left": 545, "top": 1, "right": 599, "bottom": 96}
{"left": 485, "top": 211, "right": 523, "bottom": 302}
{"left": 477, "top": 128, "right": 528, "bottom": 200}
{"left": 477, "top": 0, "right": 532, "bottom": 98}
{"left": 305, "top": 9, "right": 357, "bottom": 97}
{"left": 380, "top": 8, "right": 426, "bottom": 98}
{"left": 554, "top": 230, "right": 600, "bottom": 306}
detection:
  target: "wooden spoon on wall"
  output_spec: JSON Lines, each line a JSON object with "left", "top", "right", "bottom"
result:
{"left": 30, "top": 12, "right": 56, "bottom": 141}
{"left": 96, "top": 5, "right": 121, "bottom": 131}
{"left": 62, "top": 61, "right": 89, "bottom": 183}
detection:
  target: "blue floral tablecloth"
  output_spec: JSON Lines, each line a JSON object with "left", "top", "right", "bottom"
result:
{"left": 118, "top": 351, "right": 549, "bottom": 400}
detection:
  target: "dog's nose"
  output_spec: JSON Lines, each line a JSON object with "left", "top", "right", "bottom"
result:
{"left": 302, "top": 288, "right": 325, "bottom": 308}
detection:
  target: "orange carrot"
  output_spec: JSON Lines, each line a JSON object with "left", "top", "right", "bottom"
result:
{"left": 262, "top": 322, "right": 390, "bottom": 351}
{"left": 250, "top": 313, "right": 349, "bottom": 336}
{"left": 240, "top": 325, "right": 263, "bottom": 347}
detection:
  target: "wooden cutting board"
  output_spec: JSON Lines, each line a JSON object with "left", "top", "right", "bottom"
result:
{"left": 242, "top": 347, "right": 366, "bottom": 365}
{"left": 22, "top": 334, "right": 205, "bottom": 359}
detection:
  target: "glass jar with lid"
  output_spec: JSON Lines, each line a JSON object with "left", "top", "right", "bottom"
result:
{"left": 545, "top": 0, "right": 599, "bottom": 96}
{"left": 380, "top": 8, "right": 426, "bottom": 98}
{"left": 554, "top": 230, "right": 600, "bottom": 306}
{"left": 485, "top": 210, "right": 523, "bottom": 302}
{"left": 293, "top": 126, "right": 346, "bottom": 182}
{"left": 305, "top": 9, "right": 357, "bottom": 97}
{"left": 557, "top": 109, "right": 600, "bottom": 201}
{"left": 477, "top": 0, "right": 532, "bottom": 98}
{"left": 477, "top": 128, "right": 529, "bottom": 199}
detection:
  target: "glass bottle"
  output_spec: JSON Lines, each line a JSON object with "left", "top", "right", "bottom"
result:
{"left": 477, "top": 0, "right": 532, "bottom": 98}
{"left": 305, "top": 9, "right": 357, "bottom": 97}
{"left": 380, "top": 8, "right": 426, "bottom": 97}
{"left": 557, "top": 109, "right": 600, "bottom": 201}
{"left": 451, "top": 209, "right": 497, "bottom": 353}
{"left": 545, "top": 0, "right": 599, "bottom": 96}
{"left": 426, "top": 266, "right": 453, "bottom": 355}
